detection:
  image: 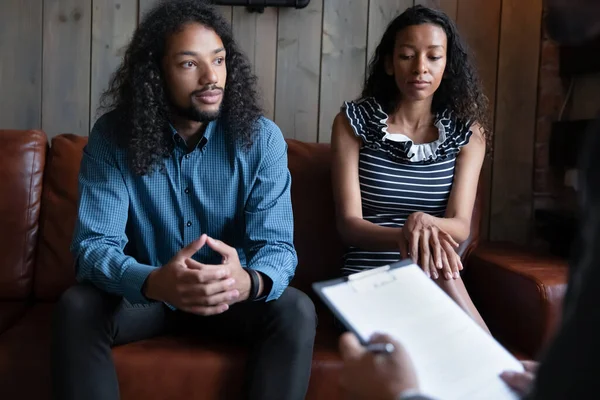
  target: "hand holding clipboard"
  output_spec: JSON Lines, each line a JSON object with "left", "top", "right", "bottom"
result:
{"left": 313, "top": 261, "right": 524, "bottom": 400}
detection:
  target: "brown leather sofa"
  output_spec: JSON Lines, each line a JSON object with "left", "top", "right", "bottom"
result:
{"left": 0, "top": 129, "right": 569, "bottom": 400}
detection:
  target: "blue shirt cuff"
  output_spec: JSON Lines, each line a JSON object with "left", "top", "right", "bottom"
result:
{"left": 121, "top": 263, "right": 156, "bottom": 304}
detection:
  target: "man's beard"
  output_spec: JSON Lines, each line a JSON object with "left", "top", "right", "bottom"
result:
{"left": 171, "top": 101, "right": 222, "bottom": 123}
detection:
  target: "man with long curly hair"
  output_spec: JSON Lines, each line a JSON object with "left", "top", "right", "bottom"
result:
{"left": 51, "top": 1, "right": 316, "bottom": 399}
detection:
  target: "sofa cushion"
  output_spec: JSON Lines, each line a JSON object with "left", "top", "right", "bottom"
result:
{"left": 465, "top": 242, "right": 568, "bottom": 358}
{"left": 114, "top": 328, "right": 343, "bottom": 400}
{"left": 0, "top": 303, "right": 53, "bottom": 400}
{"left": 0, "top": 303, "right": 344, "bottom": 400}
{"left": 0, "top": 302, "right": 29, "bottom": 334}
{"left": 34, "top": 134, "right": 86, "bottom": 300}
{"left": 0, "top": 130, "right": 47, "bottom": 299}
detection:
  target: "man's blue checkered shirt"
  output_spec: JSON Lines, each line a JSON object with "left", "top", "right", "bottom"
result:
{"left": 71, "top": 111, "right": 297, "bottom": 304}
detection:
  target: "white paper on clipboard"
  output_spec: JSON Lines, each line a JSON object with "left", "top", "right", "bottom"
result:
{"left": 315, "top": 262, "right": 524, "bottom": 400}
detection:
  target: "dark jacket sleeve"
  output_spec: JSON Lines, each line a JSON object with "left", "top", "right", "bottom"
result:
{"left": 526, "top": 117, "right": 600, "bottom": 400}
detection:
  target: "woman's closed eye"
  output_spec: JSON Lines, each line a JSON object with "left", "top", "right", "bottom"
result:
{"left": 398, "top": 54, "right": 443, "bottom": 61}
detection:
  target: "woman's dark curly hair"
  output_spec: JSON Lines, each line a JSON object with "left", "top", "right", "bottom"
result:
{"left": 362, "top": 5, "right": 491, "bottom": 145}
{"left": 99, "top": 0, "right": 261, "bottom": 175}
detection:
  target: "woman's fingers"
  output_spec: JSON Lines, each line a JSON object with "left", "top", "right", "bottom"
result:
{"left": 429, "top": 229, "right": 444, "bottom": 270}
{"left": 429, "top": 255, "right": 438, "bottom": 280}
{"left": 440, "top": 243, "right": 453, "bottom": 280}
{"left": 405, "top": 224, "right": 463, "bottom": 280}
{"left": 441, "top": 239, "right": 460, "bottom": 279}
{"left": 410, "top": 231, "right": 420, "bottom": 264}
{"left": 409, "top": 232, "right": 430, "bottom": 278}
{"left": 440, "top": 230, "right": 460, "bottom": 248}
{"left": 420, "top": 230, "right": 436, "bottom": 279}
{"left": 457, "top": 253, "right": 464, "bottom": 272}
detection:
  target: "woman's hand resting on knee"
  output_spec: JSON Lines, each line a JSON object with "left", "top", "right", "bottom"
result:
{"left": 400, "top": 212, "right": 463, "bottom": 280}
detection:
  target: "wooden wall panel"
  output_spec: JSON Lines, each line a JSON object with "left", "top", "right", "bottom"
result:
{"left": 318, "top": 0, "right": 369, "bottom": 143}
{"left": 232, "top": 8, "right": 278, "bottom": 120}
{"left": 367, "top": 0, "right": 414, "bottom": 63}
{"left": 91, "top": 0, "right": 137, "bottom": 127}
{"left": 215, "top": 6, "right": 233, "bottom": 25}
{"left": 457, "top": 0, "right": 502, "bottom": 116}
{"left": 140, "top": 2, "right": 231, "bottom": 25}
{"left": 491, "top": 0, "right": 543, "bottom": 243}
{"left": 415, "top": 0, "right": 458, "bottom": 20}
{"left": 42, "top": 0, "right": 92, "bottom": 138}
{"left": 456, "top": 0, "right": 502, "bottom": 240}
{"left": 274, "top": 0, "right": 322, "bottom": 141}
{"left": 138, "top": 0, "right": 156, "bottom": 22}
{"left": 0, "top": 0, "right": 43, "bottom": 130}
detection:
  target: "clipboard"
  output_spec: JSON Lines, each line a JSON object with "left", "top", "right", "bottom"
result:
{"left": 312, "top": 260, "right": 413, "bottom": 346}
{"left": 312, "top": 260, "right": 524, "bottom": 400}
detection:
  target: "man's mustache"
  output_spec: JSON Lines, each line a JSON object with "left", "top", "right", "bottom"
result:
{"left": 191, "top": 86, "right": 224, "bottom": 96}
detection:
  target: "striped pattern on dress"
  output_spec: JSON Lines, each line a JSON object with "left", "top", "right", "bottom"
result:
{"left": 343, "top": 148, "right": 457, "bottom": 274}
{"left": 341, "top": 97, "right": 473, "bottom": 276}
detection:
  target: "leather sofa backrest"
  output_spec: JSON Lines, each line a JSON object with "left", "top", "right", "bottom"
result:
{"left": 0, "top": 130, "right": 47, "bottom": 300}
{"left": 286, "top": 140, "right": 345, "bottom": 295}
{"left": 34, "top": 134, "right": 85, "bottom": 300}
{"left": 457, "top": 175, "right": 484, "bottom": 262}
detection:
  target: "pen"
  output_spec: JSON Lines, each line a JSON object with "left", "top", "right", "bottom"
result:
{"left": 366, "top": 342, "right": 395, "bottom": 354}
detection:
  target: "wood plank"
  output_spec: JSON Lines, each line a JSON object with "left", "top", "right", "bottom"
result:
{"left": 0, "top": 0, "right": 43, "bottom": 130}
{"left": 415, "top": 0, "right": 458, "bottom": 20}
{"left": 274, "top": 0, "right": 322, "bottom": 141}
{"left": 490, "top": 0, "right": 543, "bottom": 243}
{"left": 367, "top": 0, "right": 413, "bottom": 64}
{"left": 140, "top": 2, "right": 230, "bottom": 25}
{"left": 214, "top": 6, "right": 233, "bottom": 25}
{"left": 138, "top": 0, "right": 157, "bottom": 23}
{"left": 232, "top": 7, "right": 278, "bottom": 120}
{"left": 318, "top": 0, "right": 369, "bottom": 143}
{"left": 91, "top": 0, "right": 137, "bottom": 128}
{"left": 42, "top": 0, "right": 92, "bottom": 138}
{"left": 456, "top": 0, "right": 502, "bottom": 241}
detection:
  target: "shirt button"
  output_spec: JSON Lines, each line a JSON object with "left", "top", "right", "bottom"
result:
{"left": 186, "top": 221, "right": 192, "bottom": 227}
{"left": 184, "top": 187, "right": 190, "bottom": 194}
{"left": 185, "top": 154, "right": 191, "bottom": 159}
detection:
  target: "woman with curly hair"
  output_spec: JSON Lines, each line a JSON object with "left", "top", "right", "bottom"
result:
{"left": 331, "top": 5, "right": 490, "bottom": 331}
{"left": 53, "top": 1, "right": 316, "bottom": 399}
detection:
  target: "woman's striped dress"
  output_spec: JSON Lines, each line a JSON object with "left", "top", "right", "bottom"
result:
{"left": 341, "top": 97, "right": 473, "bottom": 276}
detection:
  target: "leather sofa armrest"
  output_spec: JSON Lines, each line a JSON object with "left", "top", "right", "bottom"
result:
{"left": 464, "top": 242, "right": 569, "bottom": 359}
